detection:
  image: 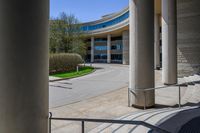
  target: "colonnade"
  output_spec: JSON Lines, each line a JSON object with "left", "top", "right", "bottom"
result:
{"left": 90, "top": 32, "right": 129, "bottom": 64}
{"left": 129, "top": 0, "right": 177, "bottom": 107}
{"left": 90, "top": 0, "right": 177, "bottom": 108}
{"left": 0, "top": 0, "right": 179, "bottom": 132}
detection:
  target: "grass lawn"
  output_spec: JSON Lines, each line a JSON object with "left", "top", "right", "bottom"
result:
{"left": 51, "top": 66, "right": 94, "bottom": 79}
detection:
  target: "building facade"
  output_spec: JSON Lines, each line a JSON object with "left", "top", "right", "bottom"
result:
{"left": 81, "top": 7, "right": 130, "bottom": 64}
{"left": 81, "top": 0, "right": 200, "bottom": 108}
{"left": 0, "top": 0, "right": 200, "bottom": 132}
{"left": 81, "top": 0, "right": 200, "bottom": 78}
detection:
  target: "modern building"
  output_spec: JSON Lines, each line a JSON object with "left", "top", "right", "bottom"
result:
{"left": 0, "top": 0, "right": 199, "bottom": 132}
{"left": 81, "top": 7, "right": 130, "bottom": 64}
{"left": 81, "top": 0, "right": 200, "bottom": 76}
{"left": 81, "top": 0, "right": 200, "bottom": 108}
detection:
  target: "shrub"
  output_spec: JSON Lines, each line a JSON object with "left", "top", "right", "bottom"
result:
{"left": 49, "top": 53, "right": 83, "bottom": 74}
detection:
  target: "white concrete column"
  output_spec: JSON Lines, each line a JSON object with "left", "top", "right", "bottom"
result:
{"left": 122, "top": 30, "right": 129, "bottom": 65}
{"left": 107, "top": 34, "right": 111, "bottom": 63}
{"left": 91, "top": 37, "right": 95, "bottom": 63}
{"left": 0, "top": 0, "right": 49, "bottom": 132}
{"left": 162, "top": 0, "right": 177, "bottom": 84}
{"left": 129, "top": 0, "right": 155, "bottom": 108}
{"left": 154, "top": 14, "right": 161, "bottom": 69}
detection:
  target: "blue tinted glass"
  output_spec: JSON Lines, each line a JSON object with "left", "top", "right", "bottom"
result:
{"left": 81, "top": 11, "right": 129, "bottom": 31}
{"left": 95, "top": 46, "right": 107, "bottom": 51}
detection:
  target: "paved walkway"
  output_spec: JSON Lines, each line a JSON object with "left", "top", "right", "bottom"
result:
{"left": 49, "top": 82, "right": 189, "bottom": 133}
{"left": 50, "top": 87, "right": 139, "bottom": 133}
{"left": 49, "top": 64, "right": 129, "bottom": 108}
{"left": 49, "top": 64, "right": 198, "bottom": 133}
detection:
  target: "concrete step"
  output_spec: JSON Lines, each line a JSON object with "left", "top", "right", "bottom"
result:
{"left": 181, "top": 75, "right": 200, "bottom": 104}
{"left": 181, "top": 86, "right": 197, "bottom": 104}
{"left": 183, "top": 76, "right": 190, "bottom": 83}
{"left": 107, "top": 108, "right": 179, "bottom": 133}
{"left": 88, "top": 108, "right": 172, "bottom": 133}
{"left": 128, "top": 108, "right": 192, "bottom": 133}
{"left": 178, "top": 78, "right": 186, "bottom": 84}
{"left": 192, "top": 75, "right": 200, "bottom": 84}
{"left": 187, "top": 83, "right": 200, "bottom": 103}
{"left": 155, "top": 86, "right": 182, "bottom": 106}
{"left": 184, "top": 76, "right": 195, "bottom": 85}
{"left": 89, "top": 107, "right": 194, "bottom": 133}
{"left": 114, "top": 108, "right": 189, "bottom": 133}
{"left": 188, "top": 75, "right": 200, "bottom": 82}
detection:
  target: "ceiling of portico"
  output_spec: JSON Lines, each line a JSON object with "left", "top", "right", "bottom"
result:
{"left": 86, "top": 25, "right": 129, "bottom": 38}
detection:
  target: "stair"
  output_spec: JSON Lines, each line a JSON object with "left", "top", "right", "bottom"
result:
{"left": 89, "top": 106, "right": 199, "bottom": 133}
{"left": 89, "top": 74, "right": 200, "bottom": 133}
{"left": 181, "top": 74, "right": 200, "bottom": 104}
{"left": 187, "top": 75, "right": 200, "bottom": 103}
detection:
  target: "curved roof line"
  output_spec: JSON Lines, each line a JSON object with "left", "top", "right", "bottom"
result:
{"left": 81, "top": 6, "right": 129, "bottom": 26}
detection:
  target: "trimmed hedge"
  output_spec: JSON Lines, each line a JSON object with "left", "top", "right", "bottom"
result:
{"left": 49, "top": 53, "right": 83, "bottom": 74}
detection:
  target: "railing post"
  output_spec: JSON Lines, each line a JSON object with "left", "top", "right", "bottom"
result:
{"left": 49, "top": 112, "right": 52, "bottom": 133}
{"left": 144, "top": 91, "right": 146, "bottom": 110}
{"left": 77, "top": 66, "right": 79, "bottom": 72}
{"left": 179, "top": 86, "right": 181, "bottom": 109}
{"left": 81, "top": 121, "right": 85, "bottom": 133}
{"left": 128, "top": 88, "right": 131, "bottom": 107}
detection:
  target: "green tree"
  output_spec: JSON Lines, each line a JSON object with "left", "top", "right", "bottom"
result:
{"left": 49, "top": 12, "right": 87, "bottom": 57}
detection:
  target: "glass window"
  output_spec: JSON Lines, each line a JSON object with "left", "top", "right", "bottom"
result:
{"left": 95, "top": 46, "right": 107, "bottom": 51}
{"left": 111, "top": 46, "right": 117, "bottom": 50}
{"left": 81, "top": 11, "right": 129, "bottom": 31}
{"left": 94, "top": 54, "right": 107, "bottom": 59}
{"left": 111, "top": 54, "right": 122, "bottom": 60}
{"left": 111, "top": 44, "right": 122, "bottom": 50}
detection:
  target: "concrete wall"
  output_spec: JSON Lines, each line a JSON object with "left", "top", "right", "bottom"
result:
{"left": 177, "top": 0, "right": 200, "bottom": 77}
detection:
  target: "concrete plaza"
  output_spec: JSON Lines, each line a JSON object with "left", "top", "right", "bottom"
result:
{"left": 49, "top": 64, "right": 198, "bottom": 133}
{"left": 49, "top": 64, "right": 129, "bottom": 108}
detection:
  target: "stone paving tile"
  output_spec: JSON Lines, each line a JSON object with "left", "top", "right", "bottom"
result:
{"left": 50, "top": 87, "right": 138, "bottom": 133}
{"left": 49, "top": 70, "right": 200, "bottom": 133}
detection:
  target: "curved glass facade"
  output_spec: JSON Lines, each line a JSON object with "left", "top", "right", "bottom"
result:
{"left": 95, "top": 46, "right": 107, "bottom": 51}
{"left": 81, "top": 11, "right": 129, "bottom": 31}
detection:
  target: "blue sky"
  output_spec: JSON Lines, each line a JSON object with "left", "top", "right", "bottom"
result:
{"left": 50, "top": 0, "right": 129, "bottom": 22}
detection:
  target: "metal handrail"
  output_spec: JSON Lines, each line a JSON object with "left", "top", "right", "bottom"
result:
{"left": 49, "top": 81, "right": 197, "bottom": 133}
{"left": 131, "top": 82, "right": 188, "bottom": 92}
{"left": 128, "top": 81, "right": 192, "bottom": 109}
{"left": 49, "top": 112, "right": 170, "bottom": 133}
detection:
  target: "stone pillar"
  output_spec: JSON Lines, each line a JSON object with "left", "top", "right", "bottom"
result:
{"left": 162, "top": 0, "right": 177, "bottom": 84}
{"left": 0, "top": 0, "right": 49, "bottom": 132}
{"left": 129, "top": 0, "right": 155, "bottom": 108}
{"left": 122, "top": 30, "right": 129, "bottom": 65}
{"left": 91, "top": 37, "right": 94, "bottom": 63}
{"left": 154, "top": 14, "right": 161, "bottom": 69}
{"left": 107, "top": 34, "right": 111, "bottom": 63}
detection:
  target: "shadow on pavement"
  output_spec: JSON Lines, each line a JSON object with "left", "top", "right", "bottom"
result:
{"left": 150, "top": 106, "right": 200, "bottom": 133}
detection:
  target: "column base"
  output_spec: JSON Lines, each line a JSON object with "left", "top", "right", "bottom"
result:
{"left": 132, "top": 104, "right": 155, "bottom": 109}
{"left": 123, "top": 62, "right": 129, "bottom": 65}
{"left": 164, "top": 83, "right": 177, "bottom": 86}
{"left": 131, "top": 90, "right": 155, "bottom": 109}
